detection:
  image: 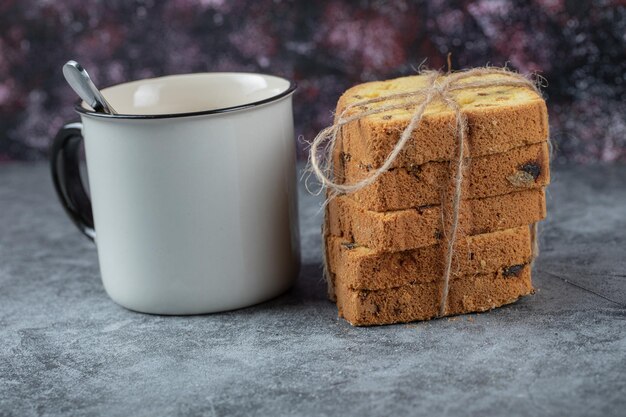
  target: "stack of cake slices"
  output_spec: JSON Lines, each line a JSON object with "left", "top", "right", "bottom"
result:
{"left": 325, "top": 73, "right": 550, "bottom": 326}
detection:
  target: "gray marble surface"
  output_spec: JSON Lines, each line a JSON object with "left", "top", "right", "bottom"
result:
{"left": 1, "top": 163, "right": 625, "bottom": 417}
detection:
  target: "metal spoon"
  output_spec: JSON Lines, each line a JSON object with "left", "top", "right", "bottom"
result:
{"left": 63, "top": 60, "right": 117, "bottom": 114}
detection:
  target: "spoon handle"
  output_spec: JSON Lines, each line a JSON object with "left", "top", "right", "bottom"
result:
{"left": 63, "top": 60, "right": 117, "bottom": 115}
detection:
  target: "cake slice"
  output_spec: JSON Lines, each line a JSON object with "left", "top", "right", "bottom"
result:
{"left": 334, "top": 263, "right": 534, "bottom": 326}
{"left": 334, "top": 72, "right": 548, "bottom": 168}
{"left": 334, "top": 142, "right": 550, "bottom": 212}
{"left": 327, "top": 226, "right": 533, "bottom": 291}
{"left": 328, "top": 188, "right": 546, "bottom": 252}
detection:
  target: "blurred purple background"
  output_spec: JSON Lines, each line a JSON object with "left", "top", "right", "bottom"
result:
{"left": 1, "top": 0, "right": 625, "bottom": 163}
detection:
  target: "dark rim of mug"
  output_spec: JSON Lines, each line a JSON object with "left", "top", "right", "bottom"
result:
{"left": 74, "top": 74, "right": 297, "bottom": 120}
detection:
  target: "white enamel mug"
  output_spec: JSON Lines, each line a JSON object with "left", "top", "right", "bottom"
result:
{"left": 51, "top": 73, "right": 299, "bottom": 314}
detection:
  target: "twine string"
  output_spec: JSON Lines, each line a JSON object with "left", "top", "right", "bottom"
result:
{"left": 309, "top": 67, "right": 542, "bottom": 317}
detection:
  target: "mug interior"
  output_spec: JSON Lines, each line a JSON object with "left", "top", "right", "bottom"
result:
{"left": 84, "top": 72, "right": 293, "bottom": 116}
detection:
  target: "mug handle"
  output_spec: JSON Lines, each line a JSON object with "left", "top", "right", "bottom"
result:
{"left": 50, "top": 122, "right": 96, "bottom": 241}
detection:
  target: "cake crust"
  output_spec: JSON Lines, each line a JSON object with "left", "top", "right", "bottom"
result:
{"left": 334, "top": 73, "right": 549, "bottom": 168}
{"left": 328, "top": 226, "right": 533, "bottom": 290}
{"left": 328, "top": 189, "right": 546, "bottom": 252}
{"left": 334, "top": 264, "right": 534, "bottom": 326}
{"left": 335, "top": 142, "right": 550, "bottom": 212}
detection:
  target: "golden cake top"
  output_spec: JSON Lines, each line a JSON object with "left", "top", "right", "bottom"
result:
{"left": 337, "top": 72, "right": 544, "bottom": 121}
